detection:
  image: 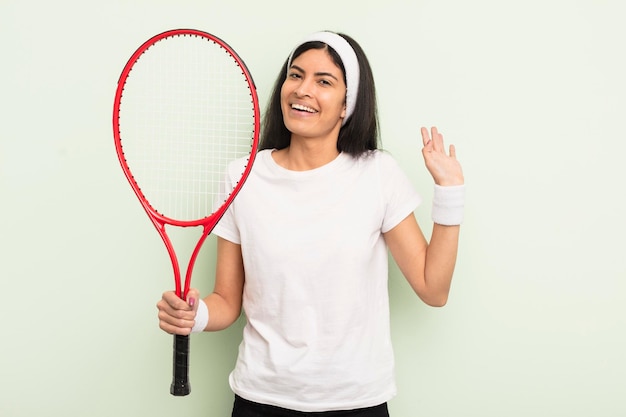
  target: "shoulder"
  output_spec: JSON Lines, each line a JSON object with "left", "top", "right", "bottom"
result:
{"left": 228, "top": 149, "right": 272, "bottom": 175}
{"left": 353, "top": 149, "right": 402, "bottom": 171}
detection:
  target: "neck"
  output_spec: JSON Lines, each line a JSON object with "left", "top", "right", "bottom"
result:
{"left": 273, "top": 138, "right": 340, "bottom": 171}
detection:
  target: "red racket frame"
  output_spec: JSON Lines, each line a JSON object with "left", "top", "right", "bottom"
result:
{"left": 112, "top": 29, "right": 259, "bottom": 396}
{"left": 113, "top": 29, "right": 259, "bottom": 301}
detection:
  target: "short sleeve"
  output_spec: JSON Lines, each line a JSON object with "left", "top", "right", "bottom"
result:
{"left": 378, "top": 152, "right": 422, "bottom": 233}
{"left": 212, "top": 157, "right": 248, "bottom": 245}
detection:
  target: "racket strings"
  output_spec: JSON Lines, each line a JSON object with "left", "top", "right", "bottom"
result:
{"left": 119, "top": 34, "right": 255, "bottom": 221}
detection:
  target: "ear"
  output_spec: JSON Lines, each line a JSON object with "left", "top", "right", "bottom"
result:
{"left": 340, "top": 102, "right": 346, "bottom": 119}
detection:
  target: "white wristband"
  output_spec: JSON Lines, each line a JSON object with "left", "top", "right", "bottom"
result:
{"left": 191, "top": 299, "right": 209, "bottom": 333}
{"left": 432, "top": 184, "right": 465, "bottom": 226}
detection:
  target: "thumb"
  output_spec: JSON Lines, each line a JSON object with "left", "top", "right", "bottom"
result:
{"left": 186, "top": 288, "right": 201, "bottom": 313}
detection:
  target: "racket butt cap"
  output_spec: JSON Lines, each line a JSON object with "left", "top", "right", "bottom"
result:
{"left": 170, "top": 379, "right": 191, "bottom": 396}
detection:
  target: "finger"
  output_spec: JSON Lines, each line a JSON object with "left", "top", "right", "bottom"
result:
{"left": 431, "top": 126, "right": 443, "bottom": 152}
{"left": 157, "top": 293, "right": 195, "bottom": 325}
{"left": 449, "top": 144, "right": 456, "bottom": 159}
{"left": 162, "top": 290, "right": 193, "bottom": 310}
{"left": 159, "top": 303, "right": 196, "bottom": 321}
{"left": 156, "top": 299, "right": 195, "bottom": 320}
{"left": 158, "top": 316, "right": 193, "bottom": 335}
{"left": 186, "top": 288, "right": 201, "bottom": 314}
{"left": 420, "top": 126, "right": 431, "bottom": 147}
{"left": 157, "top": 306, "right": 195, "bottom": 335}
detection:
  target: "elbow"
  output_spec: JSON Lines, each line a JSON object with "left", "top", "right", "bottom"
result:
{"left": 416, "top": 273, "right": 453, "bottom": 307}
{"left": 407, "top": 270, "right": 453, "bottom": 307}
{"left": 418, "top": 291, "right": 449, "bottom": 307}
{"left": 424, "top": 295, "right": 448, "bottom": 308}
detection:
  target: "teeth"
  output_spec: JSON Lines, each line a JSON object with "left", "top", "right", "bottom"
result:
{"left": 292, "top": 103, "right": 317, "bottom": 113}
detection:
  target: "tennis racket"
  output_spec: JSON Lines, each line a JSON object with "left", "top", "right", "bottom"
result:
{"left": 112, "top": 29, "right": 259, "bottom": 396}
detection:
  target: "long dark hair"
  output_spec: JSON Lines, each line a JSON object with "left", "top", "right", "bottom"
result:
{"left": 259, "top": 32, "right": 380, "bottom": 157}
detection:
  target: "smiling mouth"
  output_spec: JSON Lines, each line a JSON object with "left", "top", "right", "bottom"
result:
{"left": 291, "top": 103, "right": 317, "bottom": 113}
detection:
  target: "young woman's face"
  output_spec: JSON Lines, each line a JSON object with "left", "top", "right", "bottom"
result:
{"left": 280, "top": 48, "right": 347, "bottom": 143}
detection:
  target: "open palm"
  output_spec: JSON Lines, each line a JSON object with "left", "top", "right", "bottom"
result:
{"left": 421, "top": 126, "right": 464, "bottom": 186}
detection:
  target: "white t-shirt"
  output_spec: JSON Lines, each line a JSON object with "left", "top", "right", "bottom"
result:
{"left": 213, "top": 149, "right": 421, "bottom": 412}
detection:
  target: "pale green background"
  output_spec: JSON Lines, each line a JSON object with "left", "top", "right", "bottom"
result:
{"left": 1, "top": 0, "right": 624, "bottom": 416}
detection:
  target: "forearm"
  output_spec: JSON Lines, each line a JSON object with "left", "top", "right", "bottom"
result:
{"left": 198, "top": 237, "right": 245, "bottom": 332}
{"left": 420, "top": 179, "right": 464, "bottom": 305}
{"left": 203, "top": 292, "right": 242, "bottom": 331}
{"left": 422, "top": 223, "right": 460, "bottom": 306}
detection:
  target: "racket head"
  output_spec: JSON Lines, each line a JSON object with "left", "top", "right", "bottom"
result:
{"left": 113, "top": 29, "right": 260, "bottom": 228}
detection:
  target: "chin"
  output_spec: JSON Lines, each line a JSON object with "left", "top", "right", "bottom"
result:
{"left": 283, "top": 118, "right": 312, "bottom": 135}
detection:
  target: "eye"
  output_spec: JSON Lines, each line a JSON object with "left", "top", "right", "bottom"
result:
{"left": 288, "top": 71, "right": 302, "bottom": 79}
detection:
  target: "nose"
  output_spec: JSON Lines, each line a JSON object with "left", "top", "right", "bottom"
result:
{"left": 294, "top": 77, "right": 313, "bottom": 98}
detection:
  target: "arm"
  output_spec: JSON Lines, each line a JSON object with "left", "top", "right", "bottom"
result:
{"left": 157, "top": 237, "right": 245, "bottom": 334}
{"left": 203, "top": 237, "right": 245, "bottom": 331}
{"left": 383, "top": 126, "right": 464, "bottom": 307}
{"left": 384, "top": 214, "right": 459, "bottom": 307}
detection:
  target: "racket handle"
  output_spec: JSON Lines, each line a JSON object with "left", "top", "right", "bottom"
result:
{"left": 170, "top": 334, "right": 191, "bottom": 396}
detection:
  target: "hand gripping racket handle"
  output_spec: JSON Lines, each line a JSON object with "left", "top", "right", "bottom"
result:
{"left": 170, "top": 334, "right": 191, "bottom": 396}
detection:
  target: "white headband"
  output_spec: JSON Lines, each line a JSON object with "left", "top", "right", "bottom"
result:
{"left": 287, "top": 31, "right": 360, "bottom": 125}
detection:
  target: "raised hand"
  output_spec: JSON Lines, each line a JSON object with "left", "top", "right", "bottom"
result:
{"left": 421, "top": 126, "right": 464, "bottom": 186}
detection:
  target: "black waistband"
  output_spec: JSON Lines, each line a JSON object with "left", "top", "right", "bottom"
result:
{"left": 231, "top": 395, "right": 390, "bottom": 417}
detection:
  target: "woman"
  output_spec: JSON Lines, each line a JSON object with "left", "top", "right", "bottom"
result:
{"left": 157, "top": 31, "right": 465, "bottom": 416}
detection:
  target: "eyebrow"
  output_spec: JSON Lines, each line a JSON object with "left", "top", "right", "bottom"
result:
{"left": 290, "top": 64, "right": 340, "bottom": 82}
